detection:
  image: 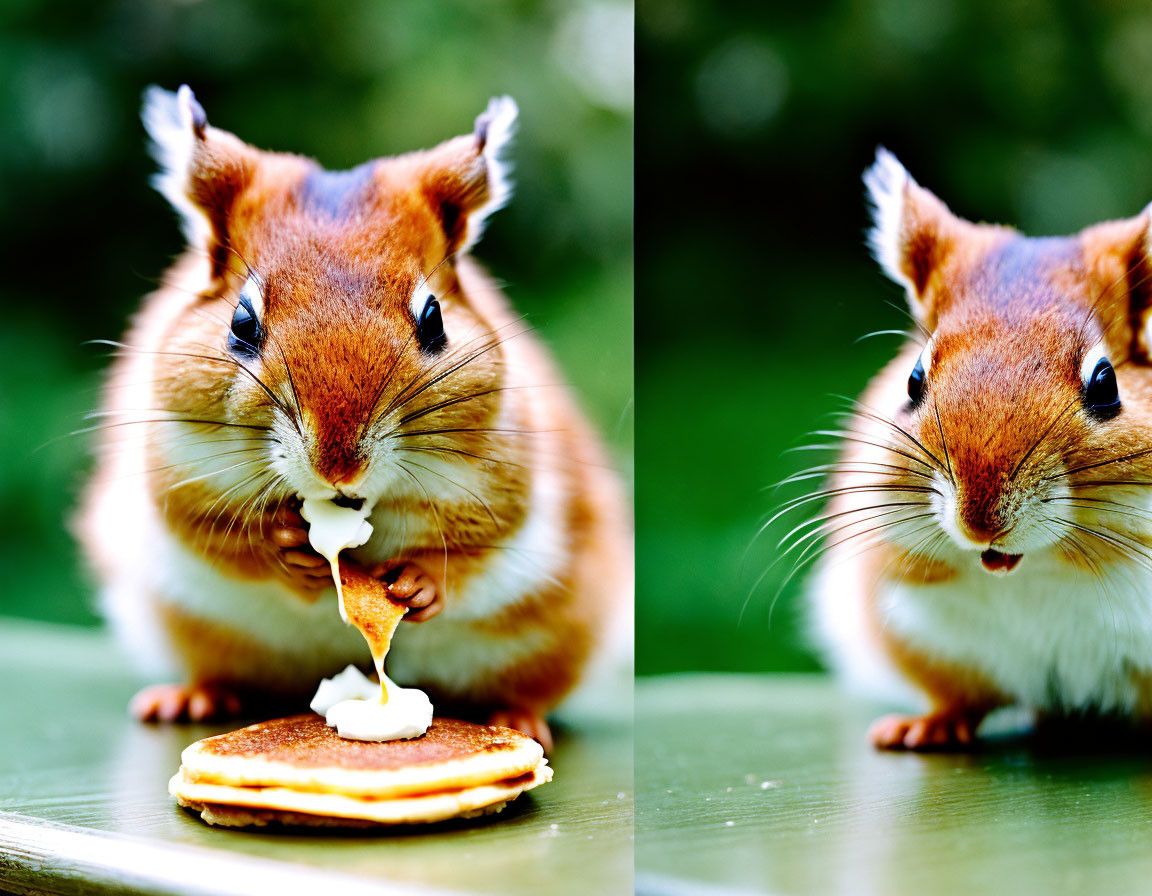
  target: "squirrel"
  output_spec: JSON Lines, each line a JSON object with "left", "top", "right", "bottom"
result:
{"left": 76, "top": 86, "right": 631, "bottom": 751}
{"left": 808, "top": 149, "right": 1152, "bottom": 749}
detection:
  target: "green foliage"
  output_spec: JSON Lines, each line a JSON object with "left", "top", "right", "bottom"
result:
{"left": 636, "top": 0, "right": 1152, "bottom": 673}
{"left": 0, "top": 0, "right": 632, "bottom": 625}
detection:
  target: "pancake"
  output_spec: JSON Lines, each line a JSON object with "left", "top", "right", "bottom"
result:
{"left": 180, "top": 715, "right": 546, "bottom": 799}
{"left": 171, "top": 714, "right": 551, "bottom": 826}
{"left": 171, "top": 566, "right": 551, "bottom": 828}
{"left": 171, "top": 765, "right": 551, "bottom": 827}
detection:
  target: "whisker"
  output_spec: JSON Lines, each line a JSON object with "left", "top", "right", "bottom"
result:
{"left": 107, "top": 444, "right": 271, "bottom": 482}
{"left": 743, "top": 506, "right": 934, "bottom": 625}
{"left": 395, "top": 385, "right": 550, "bottom": 428}
{"left": 394, "top": 461, "right": 451, "bottom": 587}
{"left": 828, "top": 402, "right": 946, "bottom": 474}
{"left": 762, "top": 513, "right": 938, "bottom": 626}
{"left": 775, "top": 501, "right": 932, "bottom": 552}
{"left": 853, "top": 329, "right": 914, "bottom": 344}
{"left": 882, "top": 298, "right": 932, "bottom": 342}
{"left": 1066, "top": 478, "right": 1152, "bottom": 488}
{"left": 765, "top": 483, "right": 939, "bottom": 528}
{"left": 394, "top": 445, "right": 527, "bottom": 470}
{"left": 382, "top": 323, "right": 533, "bottom": 427}
{"left": 808, "top": 430, "right": 938, "bottom": 475}
{"left": 378, "top": 317, "right": 529, "bottom": 424}
{"left": 391, "top": 426, "right": 555, "bottom": 441}
{"left": 1010, "top": 396, "right": 1078, "bottom": 482}
{"left": 930, "top": 397, "right": 955, "bottom": 486}
{"left": 398, "top": 458, "right": 500, "bottom": 530}
{"left": 1056, "top": 518, "right": 1152, "bottom": 572}
{"left": 1051, "top": 447, "right": 1152, "bottom": 480}
{"left": 1043, "top": 496, "right": 1152, "bottom": 524}
{"left": 770, "top": 461, "right": 935, "bottom": 489}
{"left": 69, "top": 418, "right": 272, "bottom": 438}
{"left": 161, "top": 456, "right": 268, "bottom": 495}
{"left": 777, "top": 505, "right": 929, "bottom": 564}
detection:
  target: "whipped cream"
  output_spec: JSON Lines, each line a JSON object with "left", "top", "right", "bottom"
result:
{"left": 299, "top": 497, "right": 373, "bottom": 621}
{"left": 310, "top": 664, "right": 433, "bottom": 742}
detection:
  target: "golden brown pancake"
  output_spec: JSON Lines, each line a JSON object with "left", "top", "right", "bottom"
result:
{"left": 172, "top": 765, "right": 550, "bottom": 827}
{"left": 171, "top": 714, "right": 551, "bottom": 826}
{"left": 180, "top": 715, "right": 547, "bottom": 798}
{"left": 172, "top": 566, "right": 551, "bottom": 828}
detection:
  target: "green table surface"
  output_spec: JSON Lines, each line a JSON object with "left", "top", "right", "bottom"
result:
{"left": 636, "top": 674, "right": 1152, "bottom": 896}
{"left": 0, "top": 620, "right": 632, "bottom": 896}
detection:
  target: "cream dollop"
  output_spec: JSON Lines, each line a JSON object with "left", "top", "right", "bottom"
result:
{"left": 310, "top": 664, "right": 433, "bottom": 742}
{"left": 299, "top": 497, "right": 373, "bottom": 621}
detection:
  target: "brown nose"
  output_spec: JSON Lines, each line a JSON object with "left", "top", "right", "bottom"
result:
{"left": 957, "top": 485, "right": 1007, "bottom": 545}
{"left": 957, "top": 516, "right": 1004, "bottom": 546}
{"left": 313, "top": 443, "right": 366, "bottom": 490}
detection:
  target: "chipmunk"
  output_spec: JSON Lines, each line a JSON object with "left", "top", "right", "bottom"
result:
{"left": 808, "top": 149, "right": 1152, "bottom": 750}
{"left": 76, "top": 86, "right": 631, "bottom": 750}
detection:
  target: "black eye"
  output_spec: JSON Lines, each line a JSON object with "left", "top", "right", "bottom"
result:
{"left": 907, "top": 356, "right": 926, "bottom": 405}
{"left": 417, "top": 296, "right": 447, "bottom": 354}
{"left": 1084, "top": 357, "right": 1120, "bottom": 417}
{"left": 228, "top": 295, "right": 263, "bottom": 358}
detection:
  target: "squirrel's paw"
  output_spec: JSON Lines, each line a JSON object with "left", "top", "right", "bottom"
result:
{"left": 488, "top": 708, "right": 553, "bottom": 753}
{"left": 368, "top": 561, "right": 443, "bottom": 622}
{"left": 265, "top": 501, "right": 331, "bottom": 593}
{"left": 868, "top": 710, "right": 982, "bottom": 751}
{"left": 130, "top": 682, "right": 243, "bottom": 723}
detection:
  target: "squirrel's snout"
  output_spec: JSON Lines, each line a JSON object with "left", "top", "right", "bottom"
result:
{"left": 952, "top": 500, "right": 1026, "bottom": 574}
{"left": 953, "top": 492, "right": 1009, "bottom": 549}
{"left": 316, "top": 454, "right": 368, "bottom": 493}
{"left": 954, "top": 513, "right": 1007, "bottom": 549}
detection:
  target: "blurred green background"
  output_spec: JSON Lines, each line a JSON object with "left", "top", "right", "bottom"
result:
{"left": 636, "top": 0, "right": 1152, "bottom": 674}
{"left": 0, "top": 0, "right": 633, "bottom": 626}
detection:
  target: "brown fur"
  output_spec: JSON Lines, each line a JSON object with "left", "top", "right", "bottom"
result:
{"left": 814, "top": 154, "right": 1152, "bottom": 747}
{"left": 77, "top": 91, "right": 630, "bottom": 725}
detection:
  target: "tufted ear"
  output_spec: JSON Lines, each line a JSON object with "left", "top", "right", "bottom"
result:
{"left": 864, "top": 148, "right": 968, "bottom": 318}
{"left": 142, "top": 84, "right": 256, "bottom": 277}
{"left": 1079, "top": 208, "right": 1152, "bottom": 361}
{"left": 415, "top": 96, "right": 518, "bottom": 254}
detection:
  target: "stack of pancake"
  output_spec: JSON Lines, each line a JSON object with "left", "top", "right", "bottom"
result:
{"left": 170, "top": 713, "right": 551, "bottom": 827}
{"left": 171, "top": 560, "right": 551, "bottom": 827}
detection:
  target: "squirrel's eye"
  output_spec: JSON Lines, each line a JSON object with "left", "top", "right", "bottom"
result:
{"left": 417, "top": 296, "right": 447, "bottom": 354}
{"left": 907, "top": 356, "right": 926, "bottom": 405}
{"left": 228, "top": 294, "right": 263, "bottom": 358}
{"left": 1084, "top": 357, "right": 1120, "bottom": 417}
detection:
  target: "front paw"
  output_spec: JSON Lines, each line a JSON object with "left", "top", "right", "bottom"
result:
{"left": 368, "top": 561, "right": 443, "bottom": 622}
{"left": 264, "top": 501, "right": 332, "bottom": 594}
{"left": 130, "top": 682, "right": 243, "bottom": 722}
{"left": 869, "top": 710, "right": 983, "bottom": 751}
{"left": 489, "top": 708, "right": 553, "bottom": 753}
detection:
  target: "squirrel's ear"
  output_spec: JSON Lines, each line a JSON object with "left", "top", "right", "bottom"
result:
{"left": 1080, "top": 208, "right": 1152, "bottom": 361}
{"left": 142, "top": 85, "right": 256, "bottom": 276}
{"left": 416, "top": 96, "right": 517, "bottom": 254}
{"left": 864, "top": 149, "right": 964, "bottom": 316}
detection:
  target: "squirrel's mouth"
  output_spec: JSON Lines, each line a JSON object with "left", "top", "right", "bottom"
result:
{"left": 981, "top": 549, "right": 1022, "bottom": 575}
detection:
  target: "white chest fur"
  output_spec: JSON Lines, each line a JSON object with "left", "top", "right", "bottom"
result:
{"left": 881, "top": 556, "right": 1152, "bottom": 713}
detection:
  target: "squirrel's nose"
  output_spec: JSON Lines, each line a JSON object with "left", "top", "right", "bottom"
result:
{"left": 954, "top": 490, "right": 1009, "bottom": 548}
{"left": 325, "top": 463, "right": 367, "bottom": 492}
{"left": 312, "top": 450, "right": 367, "bottom": 495}
{"left": 954, "top": 517, "right": 1005, "bottom": 548}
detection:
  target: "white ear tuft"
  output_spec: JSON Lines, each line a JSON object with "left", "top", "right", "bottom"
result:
{"left": 863, "top": 147, "right": 916, "bottom": 293}
{"left": 141, "top": 84, "right": 209, "bottom": 246}
{"left": 463, "top": 95, "right": 518, "bottom": 251}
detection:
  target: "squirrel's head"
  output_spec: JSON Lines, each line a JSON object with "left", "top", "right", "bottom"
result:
{"left": 863, "top": 150, "right": 1152, "bottom": 574}
{"left": 142, "top": 85, "right": 518, "bottom": 504}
